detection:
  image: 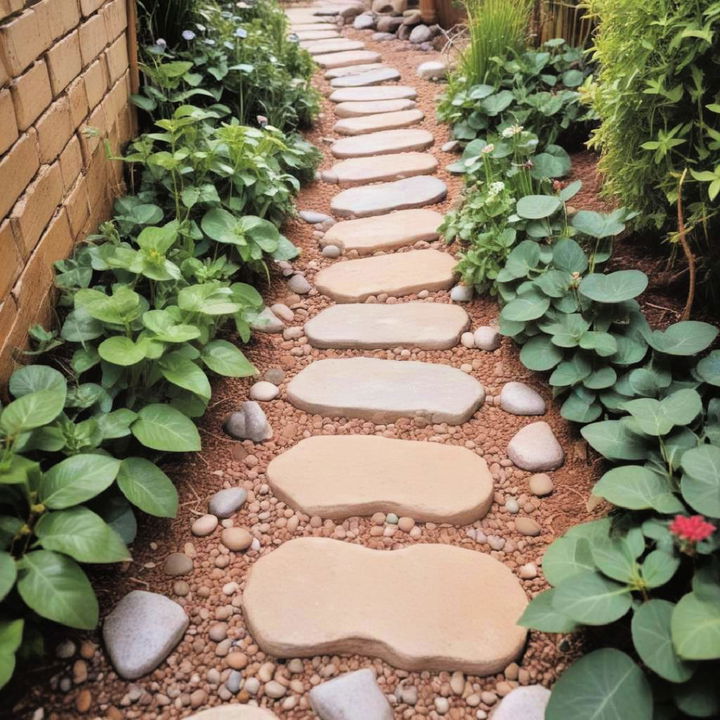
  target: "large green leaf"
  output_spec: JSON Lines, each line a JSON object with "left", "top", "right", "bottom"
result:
{"left": 9, "top": 365, "right": 66, "bottom": 397}
{"left": 0, "top": 552, "right": 16, "bottom": 601}
{"left": 142, "top": 310, "right": 201, "bottom": 343}
{"left": 117, "top": 457, "right": 178, "bottom": 518}
{"left": 593, "top": 465, "right": 682, "bottom": 512}
{"left": 622, "top": 398, "right": 673, "bottom": 436}
{"left": 641, "top": 550, "right": 680, "bottom": 588}
{"left": 646, "top": 321, "right": 719, "bottom": 356}
{"left": 591, "top": 536, "right": 638, "bottom": 583}
{"left": 519, "top": 335, "right": 563, "bottom": 371}
{"left": 696, "top": 350, "right": 720, "bottom": 386}
{"left": 40, "top": 455, "right": 121, "bottom": 509}
{"left": 16, "top": 550, "right": 98, "bottom": 629}
{"left": 75, "top": 286, "right": 142, "bottom": 325}
{"left": 0, "top": 619, "right": 23, "bottom": 689}
{"left": 681, "top": 445, "right": 720, "bottom": 517}
{"left": 159, "top": 352, "right": 211, "bottom": 400}
{"left": 543, "top": 536, "right": 595, "bottom": 585}
{"left": 553, "top": 238, "right": 588, "bottom": 273}
{"left": 518, "top": 589, "right": 579, "bottom": 632}
{"left": 571, "top": 209, "right": 627, "bottom": 239}
{"left": 545, "top": 649, "right": 652, "bottom": 720}
{"left": 35, "top": 507, "right": 130, "bottom": 563}
{"left": 0, "top": 388, "right": 66, "bottom": 435}
{"left": 201, "top": 340, "right": 256, "bottom": 377}
{"left": 500, "top": 289, "right": 550, "bottom": 322}
{"left": 581, "top": 421, "right": 648, "bottom": 460}
{"left": 515, "top": 194, "right": 561, "bottom": 219}
{"left": 98, "top": 336, "right": 147, "bottom": 366}
{"left": 673, "top": 667, "right": 720, "bottom": 719}
{"left": 671, "top": 591, "right": 720, "bottom": 660}
{"left": 131, "top": 404, "right": 201, "bottom": 452}
{"left": 552, "top": 571, "right": 632, "bottom": 624}
{"left": 579, "top": 270, "right": 648, "bottom": 303}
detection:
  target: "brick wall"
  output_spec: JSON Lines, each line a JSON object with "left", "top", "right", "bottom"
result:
{"left": 0, "top": 0, "right": 137, "bottom": 380}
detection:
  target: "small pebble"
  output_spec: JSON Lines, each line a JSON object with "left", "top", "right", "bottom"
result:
{"left": 322, "top": 244, "right": 341, "bottom": 258}
{"left": 191, "top": 514, "right": 218, "bottom": 537}
{"left": 221, "top": 527, "right": 253, "bottom": 551}
{"left": 288, "top": 274, "right": 312, "bottom": 295}
{"left": 249, "top": 381, "right": 280, "bottom": 402}
{"left": 528, "top": 473, "right": 554, "bottom": 496}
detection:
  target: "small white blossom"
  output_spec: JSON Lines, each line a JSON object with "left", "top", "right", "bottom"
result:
{"left": 501, "top": 124, "right": 524, "bottom": 138}
{"left": 481, "top": 144, "right": 495, "bottom": 154}
{"left": 489, "top": 181, "right": 505, "bottom": 195}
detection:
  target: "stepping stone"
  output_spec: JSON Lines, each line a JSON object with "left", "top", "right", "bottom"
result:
{"left": 334, "top": 109, "right": 424, "bottom": 136}
{"left": 331, "top": 176, "right": 447, "bottom": 218}
{"left": 103, "top": 591, "right": 189, "bottom": 680}
{"left": 290, "top": 22, "right": 335, "bottom": 31}
{"left": 242, "top": 538, "right": 528, "bottom": 673}
{"left": 323, "top": 152, "right": 437, "bottom": 187}
{"left": 329, "top": 85, "right": 417, "bottom": 102}
{"left": 330, "top": 67, "right": 401, "bottom": 87}
{"left": 315, "top": 249, "right": 456, "bottom": 302}
{"left": 315, "top": 50, "right": 382, "bottom": 69}
{"left": 304, "top": 302, "right": 469, "bottom": 349}
{"left": 303, "top": 39, "right": 366, "bottom": 55}
{"left": 286, "top": 357, "right": 483, "bottom": 423}
{"left": 267, "top": 435, "right": 493, "bottom": 522}
{"left": 310, "top": 669, "right": 392, "bottom": 720}
{"left": 334, "top": 99, "right": 417, "bottom": 118}
{"left": 491, "top": 686, "right": 551, "bottom": 720}
{"left": 325, "top": 62, "right": 387, "bottom": 78}
{"left": 499, "top": 382, "right": 546, "bottom": 416}
{"left": 322, "top": 208, "right": 443, "bottom": 254}
{"left": 507, "top": 421, "right": 564, "bottom": 471}
{"left": 188, "top": 708, "right": 279, "bottom": 720}
{"left": 294, "top": 29, "right": 341, "bottom": 40}
{"left": 331, "top": 128, "right": 433, "bottom": 158}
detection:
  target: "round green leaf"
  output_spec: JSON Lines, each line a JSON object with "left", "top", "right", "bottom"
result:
{"left": 9, "top": 365, "right": 66, "bottom": 398}
{"left": 98, "top": 336, "right": 146, "bottom": 366}
{"left": 579, "top": 270, "right": 648, "bottom": 303}
{"left": 543, "top": 536, "right": 595, "bottom": 586}
{"left": 40, "top": 455, "right": 121, "bottom": 509}
{"left": 673, "top": 666, "right": 720, "bottom": 718}
{"left": 641, "top": 550, "right": 680, "bottom": 588}
{"left": 552, "top": 238, "right": 588, "bottom": 273}
{"left": 646, "top": 321, "right": 719, "bottom": 356}
{"left": 131, "top": 403, "right": 201, "bottom": 452}
{"left": 0, "top": 388, "right": 66, "bottom": 435}
{"left": 552, "top": 571, "right": 632, "bottom": 625}
{"left": 201, "top": 340, "right": 256, "bottom": 377}
{"left": 117, "top": 457, "right": 178, "bottom": 518}
{"left": 0, "top": 618, "right": 24, "bottom": 689}
{"left": 0, "top": 552, "right": 17, "bottom": 602}
{"left": 697, "top": 350, "right": 720, "bottom": 386}
{"left": 571, "top": 210, "right": 626, "bottom": 239}
{"left": 680, "top": 445, "right": 720, "bottom": 517}
{"left": 520, "top": 335, "right": 563, "bottom": 371}
{"left": 591, "top": 536, "right": 638, "bottom": 583}
{"left": 515, "top": 194, "right": 562, "bottom": 220}
{"left": 159, "top": 352, "right": 211, "bottom": 400}
{"left": 581, "top": 421, "right": 648, "bottom": 460}
{"left": 671, "top": 591, "right": 720, "bottom": 660}
{"left": 500, "top": 289, "right": 550, "bottom": 322}
{"left": 518, "top": 589, "right": 579, "bottom": 633}
{"left": 594, "top": 466, "right": 681, "bottom": 512}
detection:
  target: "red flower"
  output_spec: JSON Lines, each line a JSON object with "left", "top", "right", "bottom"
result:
{"left": 669, "top": 515, "right": 716, "bottom": 543}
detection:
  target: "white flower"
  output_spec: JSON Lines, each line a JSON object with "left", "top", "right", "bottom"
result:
{"left": 501, "top": 124, "right": 524, "bottom": 138}
{"left": 489, "top": 181, "right": 505, "bottom": 195}
{"left": 481, "top": 144, "right": 495, "bottom": 154}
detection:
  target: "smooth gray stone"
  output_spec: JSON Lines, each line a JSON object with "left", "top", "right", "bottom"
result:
{"left": 331, "top": 67, "right": 401, "bottom": 87}
{"left": 208, "top": 487, "right": 248, "bottom": 518}
{"left": 490, "top": 685, "right": 551, "bottom": 720}
{"left": 224, "top": 401, "right": 272, "bottom": 442}
{"left": 499, "top": 382, "right": 546, "bottom": 416}
{"left": 507, "top": 422, "right": 564, "bottom": 472}
{"left": 300, "top": 210, "right": 333, "bottom": 223}
{"left": 251, "top": 307, "right": 284, "bottom": 333}
{"left": 310, "top": 669, "right": 393, "bottom": 720}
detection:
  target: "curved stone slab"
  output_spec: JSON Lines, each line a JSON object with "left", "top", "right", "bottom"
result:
{"left": 267, "top": 435, "right": 493, "bottom": 522}
{"left": 325, "top": 62, "right": 387, "bottom": 79}
{"left": 316, "top": 248, "right": 456, "bottom": 302}
{"left": 334, "top": 99, "right": 417, "bottom": 118}
{"left": 331, "top": 129, "right": 433, "bottom": 158}
{"left": 187, "top": 707, "right": 279, "bottom": 720}
{"left": 315, "top": 50, "right": 382, "bottom": 69}
{"left": 323, "top": 152, "right": 437, "bottom": 186}
{"left": 322, "top": 209, "right": 443, "bottom": 254}
{"left": 334, "top": 109, "right": 424, "bottom": 136}
{"left": 329, "top": 86, "right": 417, "bottom": 102}
{"left": 331, "top": 176, "right": 446, "bottom": 218}
{"left": 290, "top": 22, "right": 335, "bottom": 31}
{"left": 294, "top": 29, "right": 341, "bottom": 40}
{"left": 304, "top": 39, "right": 366, "bottom": 55}
{"left": 330, "top": 67, "right": 401, "bottom": 87}
{"left": 304, "top": 301, "right": 469, "bottom": 349}
{"left": 286, "top": 357, "right": 484, "bottom": 423}
{"left": 242, "top": 538, "right": 528, "bottom": 674}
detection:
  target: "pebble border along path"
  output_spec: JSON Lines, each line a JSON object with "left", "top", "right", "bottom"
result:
{"left": 28, "top": 4, "right": 601, "bottom": 720}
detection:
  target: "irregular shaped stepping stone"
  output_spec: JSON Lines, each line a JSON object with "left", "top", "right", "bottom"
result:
{"left": 499, "top": 382, "right": 546, "bottom": 416}
{"left": 103, "top": 591, "right": 189, "bottom": 680}
{"left": 310, "top": 669, "right": 392, "bottom": 720}
{"left": 331, "top": 128, "right": 433, "bottom": 158}
{"left": 331, "top": 176, "right": 447, "bottom": 218}
{"left": 330, "top": 66, "right": 401, "bottom": 87}
{"left": 242, "top": 538, "right": 527, "bottom": 673}
{"left": 303, "top": 39, "right": 366, "bottom": 54}
{"left": 294, "top": 29, "right": 340, "bottom": 40}
{"left": 325, "top": 62, "right": 386, "bottom": 78}
{"left": 188, "top": 707, "right": 279, "bottom": 720}
{"left": 329, "top": 85, "right": 417, "bottom": 103}
{"left": 322, "top": 208, "right": 442, "bottom": 254}
{"left": 334, "top": 98, "right": 417, "bottom": 118}
{"left": 304, "top": 301, "right": 468, "bottom": 349}
{"left": 490, "top": 686, "right": 551, "bottom": 720}
{"left": 315, "top": 250, "right": 456, "bottom": 302}
{"left": 507, "top": 421, "right": 564, "bottom": 471}
{"left": 315, "top": 50, "right": 382, "bottom": 69}
{"left": 316, "top": 248, "right": 456, "bottom": 302}
{"left": 286, "top": 357, "right": 484, "bottom": 423}
{"left": 267, "top": 435, "right": 493, "bottom": 522}
{"left": 290, "top": 22, "right": 334, "bottom": 31}
{"left": 334, "top": 109, "right": 425, "bottom": 136}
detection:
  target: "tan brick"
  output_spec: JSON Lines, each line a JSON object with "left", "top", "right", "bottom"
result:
{"left": 0, "top": 9, "right": 52, "bottom": 76}
{"left": 0, "top": 296, "right": 21, "bottom": 383}
{"left": 80, "top": 0, "right": 104, "bottom": 17}
{"left": 36, "top": 98, "right": 74, "bottom": 163}
{"left": 66, "top": 76, "right": 90, "bottom": 129}
{"left": 64, "top": 176, "right": 90, "bottom": 236}
{"left": 104, "top": 35, "right": 128, "bottom": 84}
{"left": 10, "top": 61, "right": 53, "bottom": 131}
{"left": 103, "top": 0, "right": 127, "bottom": 41}
{"left": 35, "top": 0, "right": 81, "bottom": 42}
{"left": 59, "top": 134, "right": 84, "bottom": 190}
{"left": 83, "top": 57, "right": 108, "bottom": 109}
{"left": 0, "top": 220, "right": 23, "bottom": 299}
{"left": 78, "top": 13, "right": 108, "bottom": 67}
{"left": 46, "top": 30, "right": 83, "bottom": 96}
{"left": 0, "top": 89, "right": 18, "bottom": 155}
{"left": 0, "top": 131, "right": 40, "bottom": 220}
{"left": 0, "top": 0, "right": 24, "bottom": 23}
{"left": 10, "top": 162, "right": 63, "bottom": 256}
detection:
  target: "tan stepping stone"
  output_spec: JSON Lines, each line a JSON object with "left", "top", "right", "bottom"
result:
{"left": 187, "top": 707, "right": 279, "bottom": 720}
{"left": 334, "top": 109, "right": 425, "bottom": 136}
{"left": 331, "top": 128, "right": 433, "bottom": 158}
{"left": 334, "top": 98, "right": 417, "bottom": 118}
{"left": 294, "top": 29, "right": 341, "bottom": 40}
{"left": 329, "top": 85, "right": 417, "bottom": 102}
{"left": 322, "top": 209, "right": 443, "bottom": 254}
{"left": 268, "top": 435, "right": 492, "bottom": 522}
{"left": 315, "top": 50, "right": 382, "bottom": 69}
{"left": 242, "top": 538, "right": 527, "bottom": 674}
{"left": 325, "top": 62, "right": 387, "bottom": 78}
{"left": 303, "top": 39, "right": 366, "bottom": 55}
{"left": 323, "top": 152, "right": 437, "bottom": 186}
{"left": 290, "top": 22, "right": 335, "bottom": 31}
{"left": 304, "top": 302, "right": 469, "bottom": 349}
{"left": 331, "top": 176, "right": 447, "bottom": 218}
{"left": 330, "top": 67, "right": 401, "bottom": 87}
{"left": 286, "top": 357, "right": 483, "bottom": 423}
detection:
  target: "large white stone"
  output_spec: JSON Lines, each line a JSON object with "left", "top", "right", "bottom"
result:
{"left": 187, "top": 707, "right": 279, "bottom": 720}
{"left": 499, "top": 382, "right": 547, "bottom": 416}
{"left": 267, "top": 435, "right": 493, "bottom": 522}
{"left": 332, "top": 128, "right": 433, "bottom": 158}
{"left": 333, "top": 98, "right": 417, "bottom": 118}
{"left": 329, "top": 85, "right": 418, "bottom": 102}
{"left": 286, "top": 357, "right": 484, "bottom": 424}
{"left": 490, "top": 686, "right": 552, "bottom": 720}
{"left": 310, "top": 669, "right": 393, "bottom": 720}
{"left": 323, "top": 152, "right": 437, "bottom": 187}
{"left": 303, "top": 39, "right": 366, "bottom": 54}
{"left": 304, "top": 301, "right": 469, "bottom": 349}
{"left": 293, "top": 29, "right": 341, "bottom": 40}
{"left": 315, "top": 50, "right": 382, "bottom": 69}
{"left": 334, "top": 109, "right": 425, "bottom": 135}
{"left": 330, "top": 66, "right": 401, "bottom": 87}
{"left": 507, "top": 421, "right": 564, "bottom": 471}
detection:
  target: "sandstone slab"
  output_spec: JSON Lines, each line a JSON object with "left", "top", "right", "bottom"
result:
{"left": 315, "top": 249, "right": 456, "bottom": 302}
{"left": 304, "top": 301, "right": 468, "bottom": 349}
{"left": 490, "top": 686, "right": 551, "bottom": 720}
{"left": 267, "top": 435, "right": 493, "bottom": 522}
{"left": 329, "top": 85, "right": 418, "bottom": 103}
{"left": 322, "top": 208, "right": 442, "bottom": 254}
{"left": 286, "top": 357, "right": 484, "bottom": 423}
{"left": 303, "top": 39, "right": 366, "bottom": 54}
{"left": 242, "top": 538, "right": 528, "bottom": 673}
{"left": 331, "top": 128, "right": 433, "bottom": 158}
{"left": 330, "top": 67, "right": 401, "bottom": 87}
{"left": 324, "top": 62, "right": 387, "bottom": 78}
{"left": 334, "top": 99, "right": 417, "bottom": 118}
{"left": 310, "top": 669, "right": 392, "bottom": 720}
{"left": 315, "top": 50, "right": 382, "bottom": 69}
{"left": 507, "top": 421, "right": 564, "bottom": 471}
{"left": 290, "top": 22, "right": 335, "bottom": 31}
{"left": 331, "top": 176, "right": 446, "bottom": 217}
{"left": 294, "top": 29, "right": 341, "bottom": 40}
{"left": 187, "top": 707, "right": 279, "bottom": 720}
{"left": 334, "top": 108, "right": 424, "bottom": 135}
